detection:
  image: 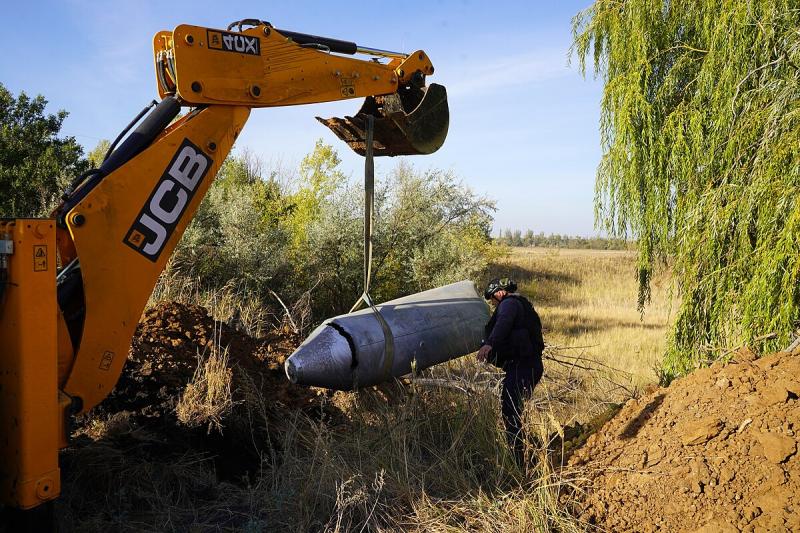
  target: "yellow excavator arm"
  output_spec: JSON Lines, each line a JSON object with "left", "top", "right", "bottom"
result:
{"left": 155, "top": 19, "right": 448, "bottom": 155}
{"left": 0, "top": 19, "right": 448, "bottom": 514}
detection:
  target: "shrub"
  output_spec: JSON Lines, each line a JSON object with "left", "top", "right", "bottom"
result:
{"left": 169, "top": 142, "right": 499, "bottom": 325}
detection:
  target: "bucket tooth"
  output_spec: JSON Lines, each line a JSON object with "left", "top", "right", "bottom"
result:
{"left": 318, "top": 117, "right": 361, "bottom": 143}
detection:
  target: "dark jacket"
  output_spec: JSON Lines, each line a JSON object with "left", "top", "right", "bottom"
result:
{"left": 484, "top": 294, "right": 544, "bottom": 370}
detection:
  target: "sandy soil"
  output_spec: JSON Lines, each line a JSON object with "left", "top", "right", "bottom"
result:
{"left": 567, "top": 348, "right": 800, "bottom": 532}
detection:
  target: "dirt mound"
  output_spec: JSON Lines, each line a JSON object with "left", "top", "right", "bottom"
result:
{"left": 568, "top": 349, "right": 800, "bottom": 532}
{"left": 71, "top": 302, "right": 338, "bottom": 479}
{"left": 58, "top": 301, "right": 346, "bottom": 528}
{"left": 99, "top": 301, "right": 325, "bottom": 419}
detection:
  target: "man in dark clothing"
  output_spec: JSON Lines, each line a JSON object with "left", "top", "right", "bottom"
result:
{"left": 477, "top": 278, "right": 545, "bottom": 466}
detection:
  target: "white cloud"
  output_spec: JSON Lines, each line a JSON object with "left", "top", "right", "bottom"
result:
{"left": 444, "top": 47, "right": 572, "bottom": 100}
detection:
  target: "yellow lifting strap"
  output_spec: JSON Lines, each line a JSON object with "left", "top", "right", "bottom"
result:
{"left": 349, "top": 115, "right": 395, "bottom": 380}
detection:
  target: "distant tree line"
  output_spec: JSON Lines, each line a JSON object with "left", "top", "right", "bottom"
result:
{"left": 495, "top": 229, "right": 632, "bottom": 250}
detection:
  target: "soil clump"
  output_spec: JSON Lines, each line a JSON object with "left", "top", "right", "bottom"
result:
{"left": 103, "top": 301, "right": 326, "bottom": 420}
{"left": 568, "top": 348, "right": 800, "bottom": 532}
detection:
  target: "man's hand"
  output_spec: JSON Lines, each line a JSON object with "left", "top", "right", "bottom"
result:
{"left": 477, "top": 344, "right": 492, "bottom": 363}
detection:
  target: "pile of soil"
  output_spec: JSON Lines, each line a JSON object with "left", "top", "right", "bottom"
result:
{"left": 99, "top": 301, "right": 326, "bottom": 420}
{"left": 568, "top": 348, "right": 800, "bottom": 532}
{"left": 70, "top": 301, "right": 337, "bottom": 480}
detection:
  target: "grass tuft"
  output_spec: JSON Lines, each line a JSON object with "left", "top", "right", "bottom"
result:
{"left": 176, "top": 348, "right": 236, "bottom": 434}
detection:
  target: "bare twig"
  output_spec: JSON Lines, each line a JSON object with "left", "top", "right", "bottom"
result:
{"left": 784, "top": 332, "right": 800, "bottom": 353}
{"left": 269, "top": 289, "right": 298, "bottom": 334}
{"left": 707, "top": 331, "right": 779, "bottom": 360}
{"left": 410, "top": 378, "right": 492, "bottom": 394}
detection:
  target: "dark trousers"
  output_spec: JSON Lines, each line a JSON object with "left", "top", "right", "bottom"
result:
{"left": 501, "top": 358, "right": 542, "bottom": 465}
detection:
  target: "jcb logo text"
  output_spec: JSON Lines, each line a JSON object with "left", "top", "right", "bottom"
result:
{"left": 124, "top": 139, "right": 212, "bottom": 261}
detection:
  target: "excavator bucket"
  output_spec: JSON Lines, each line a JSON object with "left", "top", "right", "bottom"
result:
{"left": 317, "top": 83, "right": 448, "bottom": 157}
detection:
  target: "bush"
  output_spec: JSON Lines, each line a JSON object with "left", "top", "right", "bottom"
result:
{"left": 170, "top": 142, "right": 499, "bottom": 326}
{"left": 173, "top": 150, "right": 293, "bottom": 299}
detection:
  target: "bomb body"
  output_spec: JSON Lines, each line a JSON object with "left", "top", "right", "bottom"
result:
{"left": 285, "top": 280, "right": 488, "bottom": 390}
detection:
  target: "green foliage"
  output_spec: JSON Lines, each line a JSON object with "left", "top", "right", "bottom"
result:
{"left": 573, "top": 0, "right": 800, "bottom": 377}
{"left": 370, "top": 162, "right": 499, "bottom": 301}
{"left": 0, "top": 83, "right": 87, "bottom": 216}
{"left": 284, "top": 140, "right": 348, "bottom": 272}
{"left": 173, "top": 141, "right": 498, "bottom": 324}
{"left": 175, "top": 151, "right": 292, "bottom": 298}
{"left": 301, "top": 160, "right": 500, "bottom": 316}
{"left": 87, "top": 139, "right": 111, "bottom": 169}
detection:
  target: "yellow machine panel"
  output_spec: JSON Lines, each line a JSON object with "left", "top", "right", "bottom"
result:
{"left": 150, "top": 22, "right": 448, "bottom": 157}
{"left": 0, "top": 220, "right": 60, "bottom": 508}
{"left": 62, "top": 105, "right": 250, "bottom": 413}
{"left": 154, "top": 24, "right": 425, "bottom": 107}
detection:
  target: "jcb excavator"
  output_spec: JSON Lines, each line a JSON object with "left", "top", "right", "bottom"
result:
{"left": 0, "top": 18, "right": 448, "bottom": 519}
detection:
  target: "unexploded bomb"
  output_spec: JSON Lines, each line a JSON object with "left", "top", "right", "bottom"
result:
{"left": 285, "top": 280, "right": 488, "bottom": 390}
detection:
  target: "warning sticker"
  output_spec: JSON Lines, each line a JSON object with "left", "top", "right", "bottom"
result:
{"left": 33, "top": 245, "right": 47, "bottom": 272}
{"left": 127, "top": 230, "right": 146, "bottom": 249}
{"left": 99, "top": 351, "right": 114, "bottom": 371}
{"left": 339, "top": 77, "right": 356, "bottom": 97}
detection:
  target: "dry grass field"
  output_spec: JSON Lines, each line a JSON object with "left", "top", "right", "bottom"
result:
{"left": 492, "top": 247, "right": 672, "bottom": 385}
{"left": 59, "top": 246, "right": 677, "bottom": 532}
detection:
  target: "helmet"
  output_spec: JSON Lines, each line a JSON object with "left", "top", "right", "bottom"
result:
{"left": 484, "top": 277, "right": 517, "bottom": 300}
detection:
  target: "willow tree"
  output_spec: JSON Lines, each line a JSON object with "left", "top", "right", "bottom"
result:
{"left": 573, "top": 1, "right": 800, "bottom": 378}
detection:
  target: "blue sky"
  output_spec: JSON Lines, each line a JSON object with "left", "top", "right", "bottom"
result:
{"left": 0, "top": 1, "right": 602, "bottom": 235}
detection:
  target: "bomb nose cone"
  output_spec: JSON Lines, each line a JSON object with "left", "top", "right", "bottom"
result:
{"left": 284, "top": 323, "right": 355, "bottom": 390}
